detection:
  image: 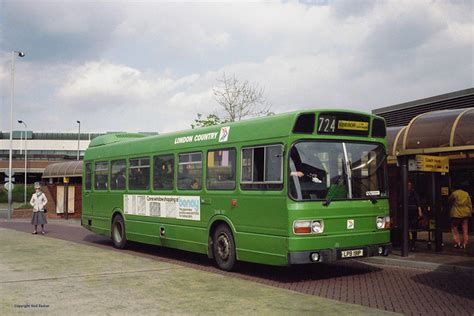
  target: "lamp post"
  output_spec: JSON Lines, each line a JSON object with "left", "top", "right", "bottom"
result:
{"left": 18, "top": 120, "right": 28, "bottom": 205}
{"left": 77, "top": 120, "right": 81, "bottom": 160}
{"left": 7, "top": 50, "right": 26, "bottom": 220}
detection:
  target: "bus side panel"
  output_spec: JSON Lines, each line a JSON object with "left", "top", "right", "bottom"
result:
{"left": 235, "top": 231, "right": 289, "bottom": 266}
{"left": 229, "top": 194, "right": 289, "bottom": 265}
{"left": 125, "top": 219, "right": 208, "bottom": 255}
{"left": 82, "top": 189, "right": 92, "bottom": 218}
{"left": 89, "top": 191, "right": 117, "bottom": 236}
{"left": 231, "top": 194, "right": 288, "bottom": 236}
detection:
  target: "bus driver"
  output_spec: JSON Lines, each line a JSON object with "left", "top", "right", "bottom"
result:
{"left": 289, "top": 146, "right": 327, "bottom": 199}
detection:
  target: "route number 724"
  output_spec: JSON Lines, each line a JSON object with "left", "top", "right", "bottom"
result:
{"left": 318, "top": 116, "right": 336, "bottom": 133}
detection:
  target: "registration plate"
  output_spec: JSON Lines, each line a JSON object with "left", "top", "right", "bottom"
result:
{"left": 341, "top": 249, "right": 364, "bottom": 258}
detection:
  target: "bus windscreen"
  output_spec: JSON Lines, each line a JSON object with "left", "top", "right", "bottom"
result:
{"left": 289, "top": 141, "right": 387, "bottom": 201}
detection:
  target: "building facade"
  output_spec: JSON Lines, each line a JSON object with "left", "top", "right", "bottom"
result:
{"left": 373, "top": 88, "right": 474, "bottom": 127}
{"left": 0, "top": 131, "right": 102, "bottom": 184}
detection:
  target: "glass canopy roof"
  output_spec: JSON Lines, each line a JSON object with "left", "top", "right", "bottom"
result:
{"left": 42, "top": 161, "right": 83, "bottom": 178}
{"left": 387, "top": 108, "right": 474, "bottom": 156}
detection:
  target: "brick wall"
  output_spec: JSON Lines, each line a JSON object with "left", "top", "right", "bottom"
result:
{"left": 42, "top": 184, "right": 82, "bottom": 219}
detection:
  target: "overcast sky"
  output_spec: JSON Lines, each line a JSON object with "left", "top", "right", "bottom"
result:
{"left": 1, "top": 0, "right": 472, "bottom": 133}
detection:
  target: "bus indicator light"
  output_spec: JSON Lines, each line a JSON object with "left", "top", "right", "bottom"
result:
{"left": 231, "top": 199, "right": 237, "bottom": 207}
{"left": 294, "top": 226, "right": 311, "bottom": 234}
{"left": 293, "top": 221, "right": 311, "bottom": 234}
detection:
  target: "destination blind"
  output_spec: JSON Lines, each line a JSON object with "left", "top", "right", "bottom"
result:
{"left": 317, "top": 112, "right": 370, "bottom": 136}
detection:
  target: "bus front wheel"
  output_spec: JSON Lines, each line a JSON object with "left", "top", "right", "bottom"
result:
{"left": 213, "top": 224, "right": 236, "bottom": 271}
{"left": 111, "top": 215, "right": 127, "bottom": 249}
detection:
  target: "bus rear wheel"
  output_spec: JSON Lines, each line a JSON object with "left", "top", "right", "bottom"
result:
{"left": 112, "top": 215, "right": 127, "bottom": 249}
{"left": 213, "top": 224, "right": 236, "bottom": 271}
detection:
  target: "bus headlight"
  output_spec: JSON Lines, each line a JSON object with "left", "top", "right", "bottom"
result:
{"left": 376, "top": 217, "right": 384, "bottom": 229}
{"left": 293, "top": 220, "right": 324, "bottom": 234}
{"left": 312, "top": 220, "right": 324, "bottom": 234}
{"left": 376, "top": 216, "right": 390, "bottom": 229}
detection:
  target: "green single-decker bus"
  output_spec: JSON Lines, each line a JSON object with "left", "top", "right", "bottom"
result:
{"left": 82, "top": 109, "right": 391, "bottom": 271}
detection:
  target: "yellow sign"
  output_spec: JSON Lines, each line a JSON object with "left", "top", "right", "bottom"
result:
{"left": 415, "top": 155, "right": 449, "bottom": 173}
{"left": 441, "top": 187, "right": 449, "bottom": 196}
{"left": 63, "top": 177, "right": 69, "bottom": 184}
{"left": 338, "top": 120, "right": 369, "bottom": 131}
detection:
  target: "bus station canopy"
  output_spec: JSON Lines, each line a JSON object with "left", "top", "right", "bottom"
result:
{"left": 42, "top": 161, "right": 83, "bottom": 178}
{"left": 387, "top": 108, "right": 474, "bottom": 157}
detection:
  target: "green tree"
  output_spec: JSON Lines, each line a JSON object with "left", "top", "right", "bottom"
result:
{"left": 0, "top": 184, "right": 35, "bottom": 203}
{"left": 191, "top": 113, "right": 229, "bottom": 129}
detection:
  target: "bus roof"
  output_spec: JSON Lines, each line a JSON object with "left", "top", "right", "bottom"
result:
{"left": 85, "top": 109, "right": 384, "bottom": 160}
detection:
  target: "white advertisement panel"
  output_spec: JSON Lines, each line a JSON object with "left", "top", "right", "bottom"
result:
{"left": 123, "top": 195, "right": 200, "bottom": 221}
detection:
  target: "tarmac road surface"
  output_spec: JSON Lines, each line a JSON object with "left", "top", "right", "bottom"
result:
{"left": 1, "top": 220, "right": 473, "bottom": 315}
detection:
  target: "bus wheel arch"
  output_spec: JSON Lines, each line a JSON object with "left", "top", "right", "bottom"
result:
{"left": 208, "top": 218, "right": 234, "bottom": 258}
{"left": 111, "top": 211, "right": 127, "bottom": 249}
{"left": 210, "top": 221, "right": 237, "bottom": 271}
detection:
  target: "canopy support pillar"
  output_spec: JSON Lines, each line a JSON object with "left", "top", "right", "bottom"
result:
{"left": 399, "top": 155, "right": 409, "bottom": 257}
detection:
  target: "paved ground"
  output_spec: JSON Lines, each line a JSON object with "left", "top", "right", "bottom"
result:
{"left": 0, "top": 227, "right": 391, "bottom": 315}
{"left": 1, "top": 220, "right": 474, "bottom": 315}
{"left": 362, "top": 230, "right": 474, "bottom": 275}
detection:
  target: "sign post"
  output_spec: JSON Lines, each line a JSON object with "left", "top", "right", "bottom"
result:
{"left": 409, "top": 155, "right": 449, "bottom": 173}
{"left": 4, "top": 182, "right": 14, "bottom": 191}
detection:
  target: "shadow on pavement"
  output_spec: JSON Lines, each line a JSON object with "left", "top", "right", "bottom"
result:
{"left": 412, "top": 263, "right": 474, "bottom": 301}
{"left": 237, "top": 260, "right": 382, "bottom": 282}
{"left": 84, "top": 235, "right": 382, "bottom": 283}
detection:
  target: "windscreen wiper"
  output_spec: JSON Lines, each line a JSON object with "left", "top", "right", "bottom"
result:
{"left": 323, "top": 174, "right": 345, "bottom": 207}
{"left": 351, "top": 177, "right": 378, "bottom": 204}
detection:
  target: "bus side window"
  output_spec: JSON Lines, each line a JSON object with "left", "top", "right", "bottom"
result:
{"left": 178, "top": 152, "right": 202, "bottom": 190}
{"left": 207, "top": 149, "right": 236, "bottom": 190}
{"left": 241, "top": 144, "right": 283, "bottom": 190}
{"left": 129, "top": 157, "right": 150, "bottom": 190}
{"left": 85, "top": 163, "right": 92, "bottom": 191}
{"left": 110, "top": 159, "right": 126, "bottom": 190}
{"left": 95, "top": 161, "right": 109, "bottom": 191}
{"left": 154, "top": 154, "right": 174, "bottom": 190}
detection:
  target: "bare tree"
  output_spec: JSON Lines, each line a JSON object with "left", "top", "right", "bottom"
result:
{"left": 190, "top": 73, "right": 272, "bottom": 129}
{"left": 213, "top": 73, "right": 271, "bottom": 122}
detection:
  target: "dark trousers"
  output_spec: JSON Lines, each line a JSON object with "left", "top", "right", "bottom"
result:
{"left": 409, "top": 211, "right": 418, "bottom": 244}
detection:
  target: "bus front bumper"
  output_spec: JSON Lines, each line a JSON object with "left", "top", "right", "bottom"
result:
{"left": 288, "top": 243, "right": 392, "bottom": 264}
